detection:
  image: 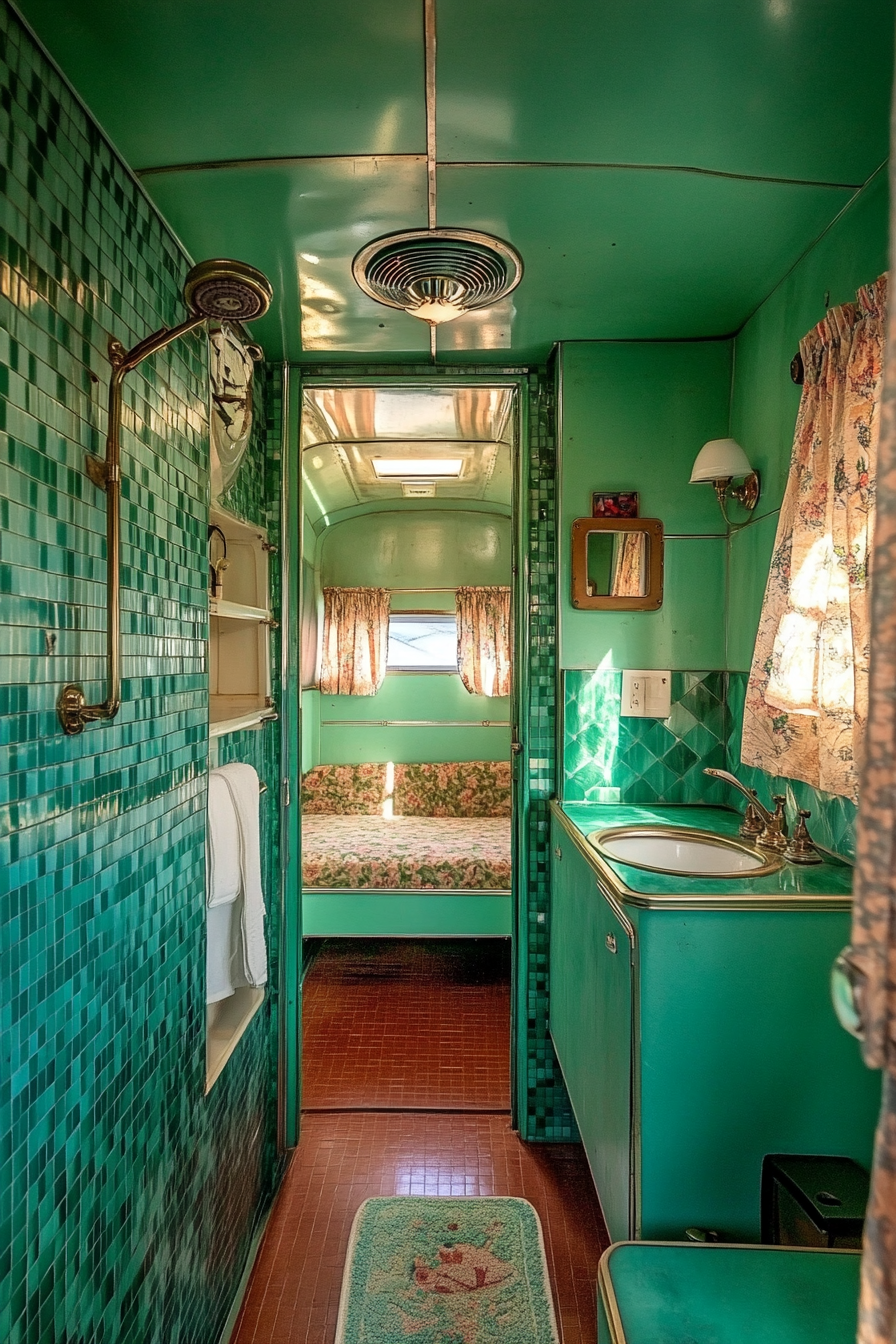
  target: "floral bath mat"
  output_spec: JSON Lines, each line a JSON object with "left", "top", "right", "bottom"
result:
{"left": 335, "top": 1196, "right": 559, "bottom": 1344}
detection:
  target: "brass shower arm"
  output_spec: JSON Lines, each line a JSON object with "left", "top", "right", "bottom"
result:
{"left": 57, "top": 313, "right": 206, "bottom": 735}
{"left": 57, "top": 255, "right": 273, "bottom": 736}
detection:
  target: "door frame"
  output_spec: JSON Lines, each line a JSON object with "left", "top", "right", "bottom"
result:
{"left": 279, "top": 365, "right": 536, "bottom": 1142}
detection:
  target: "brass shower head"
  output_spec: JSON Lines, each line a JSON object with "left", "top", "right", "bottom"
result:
{"left": 183, "top": 258, "right": 273, "bottom": 323}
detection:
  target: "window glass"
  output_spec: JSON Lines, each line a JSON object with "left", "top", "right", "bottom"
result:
{"left": 387, "top": 614, "right": 458, "bottom": 671}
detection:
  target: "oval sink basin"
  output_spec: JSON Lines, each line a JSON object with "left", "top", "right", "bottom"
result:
{"left": 587, "top": 825, "right": 783, "bottom": 878}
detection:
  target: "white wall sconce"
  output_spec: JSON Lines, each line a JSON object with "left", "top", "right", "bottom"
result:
{"left": 689, "top": 438, "right": 760, "bottom": 522}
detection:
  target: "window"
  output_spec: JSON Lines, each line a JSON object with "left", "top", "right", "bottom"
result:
{"left": 387, "top": 614, "right": 458, "bottom": 672}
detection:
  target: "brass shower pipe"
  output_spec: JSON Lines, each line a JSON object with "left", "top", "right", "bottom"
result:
{"left": 57, "top": 258, "right": 273, "bottom": 735}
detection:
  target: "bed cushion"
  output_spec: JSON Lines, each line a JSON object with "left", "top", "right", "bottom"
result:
{"left": 301, "top": 761, "right": 511, "bottom": 817}
{"left": 302, "top": 816, "right": 511, "bottom": 889}
{"left": 393, "top": 761, "right": 511, "bottom": 817}
{"left": 301, "top": 763, "right": 387, "bottom": 814}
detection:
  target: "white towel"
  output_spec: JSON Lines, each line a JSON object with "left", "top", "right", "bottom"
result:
{"left": 206, "top": 901, "right": 236, "bottom": 1004}
{"left": 207, "top": 772, "right": 241, "bottom": 908}
{"left": 217, "top": 762, "right": 268, "bottom": 989}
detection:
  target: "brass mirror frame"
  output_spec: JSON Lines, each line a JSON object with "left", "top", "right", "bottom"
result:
{"left": 571, "top": 517, "right": 664, "bottom": 611}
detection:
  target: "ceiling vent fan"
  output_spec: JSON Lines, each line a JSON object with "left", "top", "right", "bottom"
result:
{"left": 352, "top": 228, "right": 523, "bottom": 326}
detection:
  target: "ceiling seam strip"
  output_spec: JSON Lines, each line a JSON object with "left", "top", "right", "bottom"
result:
{"left": 134, "top": 156, "right": 862, "bottom": 192}
{"left": 424, "top": 0, "right": 438, "bottom": 361}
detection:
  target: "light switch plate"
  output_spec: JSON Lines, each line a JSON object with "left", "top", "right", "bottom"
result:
{"left": 621, "top": 669, "right": 672, "bottom": 718}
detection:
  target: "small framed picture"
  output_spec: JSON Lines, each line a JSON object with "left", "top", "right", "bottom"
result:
{"left": 592, "top": 491, "right": 639, "bottom": 519}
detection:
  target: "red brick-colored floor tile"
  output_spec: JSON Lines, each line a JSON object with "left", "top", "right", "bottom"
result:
{"left": 232, "top": 1113, "right": 609, "bottom": 1344}
{"left": 232, "top": 940, "right": 608, "bottom": 1343}
{"left": 302, "top": 938, "right": 512, "bottom": 1111}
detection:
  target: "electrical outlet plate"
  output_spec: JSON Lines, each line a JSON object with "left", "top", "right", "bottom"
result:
{"left": 621, "top": 669, "right": 672, "bottom": 718}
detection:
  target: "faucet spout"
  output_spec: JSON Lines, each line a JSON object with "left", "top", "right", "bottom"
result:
{"left": 703, "top": 767, "right": 773, "bottom": 823}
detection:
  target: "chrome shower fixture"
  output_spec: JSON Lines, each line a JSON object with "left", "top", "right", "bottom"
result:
{"left": 57, "top": 259, "right": 273, "bottom": 735}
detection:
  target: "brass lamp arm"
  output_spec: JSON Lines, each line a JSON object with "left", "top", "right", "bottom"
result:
{"left": 57, "top": 313, "right": 206, "bottom": 735}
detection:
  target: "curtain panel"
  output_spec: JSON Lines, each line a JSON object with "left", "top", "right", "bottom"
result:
{"left": 320, "top": 586, "right": 391, "bottom": 696}
{"left": 847, "top": 255, "right": 896, "bottom": 1339}
{"left": 456, "top": 586, "right": 511, "bottom": 698}
{"left": 741, "top": 275, "right": 887, "bottom": 802}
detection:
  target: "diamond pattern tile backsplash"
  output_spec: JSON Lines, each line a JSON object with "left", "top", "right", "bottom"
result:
{"left": 564, "top": 670, "right": 731, "bottom": 805}
{"left": 0, "top": 9, "right": 282, "bottom": 1344}
{"left": 562, "top": 668, "right": 857, "bottom": 860}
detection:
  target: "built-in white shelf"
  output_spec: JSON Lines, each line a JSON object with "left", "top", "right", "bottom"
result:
{"left": 210, "top": 598, "right": 271, "bottom": 623}
{"left": 206, "top": 987, "right": 265, "bottom": 1092}
{"left": 209, "top": 709, "right": 277, "bottom": 739}
{"left": 209, "top": 507, "right": 273, "bottom": 731}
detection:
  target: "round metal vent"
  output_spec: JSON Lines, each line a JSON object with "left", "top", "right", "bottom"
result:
{"left": 352, "top": 229, "right": 523, "bottom": 324}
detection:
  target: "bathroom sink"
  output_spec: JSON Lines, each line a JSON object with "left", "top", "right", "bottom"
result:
{"left": 587, "top": 825, "right": 784, "bottom": 878}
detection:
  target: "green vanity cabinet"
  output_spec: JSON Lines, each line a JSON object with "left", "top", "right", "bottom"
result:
{"left": 550, "top": 829, "right": 633, "bottom": 1240}
{"left": 549, "top": 803, "right": 881, "bottom": 1244}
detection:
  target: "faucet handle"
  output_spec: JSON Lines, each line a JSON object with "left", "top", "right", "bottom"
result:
{"left": 785, "top": 809, "right": 822, "bottom": 865}
{"left": 758, "top": 794, "right": 789, "bottom": 852}
{"left": 739, "top": 790, "right": 765, "bottom": 841}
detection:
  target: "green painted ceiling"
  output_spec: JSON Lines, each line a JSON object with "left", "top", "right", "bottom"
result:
{"left": 17, "top": 0, "right": 895, "bottom": 362}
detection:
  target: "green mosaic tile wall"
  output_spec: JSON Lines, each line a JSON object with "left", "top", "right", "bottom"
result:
{"left": 727, "top": 671, "right": 857, "bottom": 860}
{"left": 563, "top": 670, "right": 730, "bottom": 805}
{"left": 522, "top": 368, "right": 576, "bottom": 1141}
{"left": 0, "top": 8, "right": 281, "bottom": 1342}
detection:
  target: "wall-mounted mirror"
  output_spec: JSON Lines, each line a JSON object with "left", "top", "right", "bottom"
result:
{"left": 571, "top": 517, "right": 664, "bottom": 610}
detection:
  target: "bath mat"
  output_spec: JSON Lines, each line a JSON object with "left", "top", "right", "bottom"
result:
{"left": 335, "top": 1196, "right": 559, "bottom": 1344}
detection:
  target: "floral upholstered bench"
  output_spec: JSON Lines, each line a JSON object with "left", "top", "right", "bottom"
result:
{"left": 300, "top": 761, "right": 512, "bottom": 938}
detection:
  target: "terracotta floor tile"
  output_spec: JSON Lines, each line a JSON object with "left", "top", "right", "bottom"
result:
{"left": 232, "top": 940, "right": 608, "bottom": 1343}
{"left": 302, "top": 938, "right": 511, "bottom": 1111}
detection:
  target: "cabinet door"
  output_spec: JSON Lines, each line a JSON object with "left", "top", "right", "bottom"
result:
{"left": 549, "top": 819, "right": 634, "bottom": 1241}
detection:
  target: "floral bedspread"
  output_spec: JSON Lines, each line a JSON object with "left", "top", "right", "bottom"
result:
{"left": 302, "top": 816, "right": 512, "bottom": 890}
{"left": 301, "top": 760, "right": 511, "bottom": 817}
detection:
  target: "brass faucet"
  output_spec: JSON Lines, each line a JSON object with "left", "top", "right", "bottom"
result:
{"left": 703, "top": 767, "right": 789, "bottom": 853}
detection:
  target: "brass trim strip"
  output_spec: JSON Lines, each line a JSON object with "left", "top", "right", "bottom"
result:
{"left": 597, "top": 1241, "right": 862, "bottom": 1344}
{"left": 549, "top": 803, "right": 852, "bottom": 911}
{"left": 134, "top": 156, "right": 861, "bottom": 192}
{"left": 551, "top": 805, "right": 635, "bottom": 938}
{"left": 424, "top": 0, "right": 438, "bottom": 230}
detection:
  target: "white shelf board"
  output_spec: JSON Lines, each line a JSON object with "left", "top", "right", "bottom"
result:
{"left": 209, "top": 709, "right": 277, "bottom": 738}
{"left": 205, "top": 987, "right": 265, "bottom": 1092}
{"left": 210, "top": 599, "right": 271, "bottom": 622}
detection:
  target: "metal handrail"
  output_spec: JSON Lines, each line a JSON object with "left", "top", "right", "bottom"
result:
{"left": 57, "top": 315, "right": 205, "bottom": 734}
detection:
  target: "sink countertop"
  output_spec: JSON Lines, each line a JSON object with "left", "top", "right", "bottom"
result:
{"left": 553, "top": 800, "right": 853, "bottom": 910}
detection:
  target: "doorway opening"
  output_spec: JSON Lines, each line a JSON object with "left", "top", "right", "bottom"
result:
{"left": 297, "top": 379, "right": 518, "bottom": 1116}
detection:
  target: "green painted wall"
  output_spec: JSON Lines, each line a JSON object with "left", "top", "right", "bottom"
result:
{"left": 0, "top": 9, "right": 282, "bottom": 1342}
{"left": 319, "top": 673, "right": 510, "bottom": 764}
{"left": 558, "top": 340, "right": 732, "bottom": 671}
{"left": 319, "top": 509, "right": 512, "bottom": 588}
{"left": 309, "top": 510, "right": 512, "bottom": 765}
{"left": 727, "top": 168, "right": 890, "bottom": 672}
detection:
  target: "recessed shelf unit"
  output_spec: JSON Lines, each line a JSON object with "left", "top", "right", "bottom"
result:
{"left": 209, "top": 507, "right": 275, "bottom": 738}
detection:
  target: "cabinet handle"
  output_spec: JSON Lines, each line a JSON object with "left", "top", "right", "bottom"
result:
{"left": 553, "top": 846, "right": 562, "bottom": 859}
{"left": 605, "top": 933, "right": 617, "bottom": 954}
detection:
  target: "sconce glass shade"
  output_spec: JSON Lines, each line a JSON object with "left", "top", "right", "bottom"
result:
{"left": 690, "top": 438, "right": 753, "bottom": 483}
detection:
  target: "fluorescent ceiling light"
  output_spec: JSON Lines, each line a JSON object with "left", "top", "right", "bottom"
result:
{"left": 373, "top": 458, "right": 463, "bottom": 478}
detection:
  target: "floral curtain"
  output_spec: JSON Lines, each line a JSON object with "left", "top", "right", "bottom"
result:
{"left": 741, "top": 275, "right": 888, "bottom": 802}
{"left": 844, "top": 254, "right": 896, "bottom": 1337}
{"left": 320, "top": 586, "right": 391, "bottom": 696}
{"left": 456, "top": 586, "right": 511, "bottom": 698}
